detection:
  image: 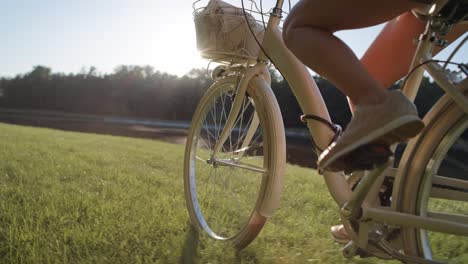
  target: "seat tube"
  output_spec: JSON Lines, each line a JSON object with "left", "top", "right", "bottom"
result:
{"left": 402, "top": 21, "right": 436, "bottom": 101}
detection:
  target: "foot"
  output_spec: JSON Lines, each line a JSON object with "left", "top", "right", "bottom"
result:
{"left": 318, "top": 90, "right": 424, "bottom": 172}
{"left": 330, "top": 224, "right": 393, "bottom": 259}
{"left": 331, "top": 224, "right": 350, "bottom": 244}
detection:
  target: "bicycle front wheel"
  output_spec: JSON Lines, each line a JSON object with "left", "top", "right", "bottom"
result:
{"left": 396, "top": 85, "right": 468, "bottom": 262}
{"left": 183, "top": 76, "right": 285, "bottom": 249}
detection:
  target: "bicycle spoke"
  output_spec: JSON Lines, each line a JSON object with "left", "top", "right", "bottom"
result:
{"left": 235, "top": 97, "right": 248, "bottom": 150}
{"left": 195, "top": 155, "right": 208, "bottom": 164}
{"left": 222, "top": 142, "right": 263, "bottom": 156}
{"left": 198, "top": 130, "right": 213, "bottom": 150}
{"left": 207, "top": 168, "right": 218, "bottom": 229}
{"left": 210, "top": 100, "right": 219, "bottom": 140}
{"left": 202, "top": 118, "right": 217, "bottom": 149}
{"left": 232, "top": 97, "right": 252, "bottom": 148}
{"left": 235, "top": 106, "right": 256, "bottom": 152}
{"left": 184, "top": 78, "right": 280, "bottom": 244}
{"left": 219, "top": 94, "right": 230, "bottom": 154}
{"left": 214, "top": 159, "right": 266, "bottom": 174}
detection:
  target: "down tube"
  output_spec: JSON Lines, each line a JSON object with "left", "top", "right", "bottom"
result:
{"left": 260, "top": 19, "right": 352, "bottom": 206}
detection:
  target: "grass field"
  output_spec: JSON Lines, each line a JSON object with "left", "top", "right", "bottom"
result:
{"left": 0, "top": 123, "right": 464, "bottom": 263}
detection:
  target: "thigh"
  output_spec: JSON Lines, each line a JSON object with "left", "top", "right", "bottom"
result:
{"left": 285, "top": 0, "right": 428, "bottom": 32}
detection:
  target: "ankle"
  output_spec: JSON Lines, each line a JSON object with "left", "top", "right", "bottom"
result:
{"left": 353, "top": 90, "right": 388, "bottom": 106}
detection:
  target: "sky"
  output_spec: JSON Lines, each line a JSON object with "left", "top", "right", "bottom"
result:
{"left": 0, "top": 0, "right": 466, "bottom": 77}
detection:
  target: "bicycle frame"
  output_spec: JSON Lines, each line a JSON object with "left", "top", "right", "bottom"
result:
{"left": 210, "top": 0, "right": 467, "bottom": 260}
{"left": 212, "top": 1, "right": 347, "bottom": 215}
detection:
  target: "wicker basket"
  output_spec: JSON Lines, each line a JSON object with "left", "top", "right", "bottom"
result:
{"left": 193, "top": 0, "right": 265, "bottom": 63}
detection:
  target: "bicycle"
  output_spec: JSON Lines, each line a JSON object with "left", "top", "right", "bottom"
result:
{"left": 184, "top": 0, "right": 468, "bottom": 262}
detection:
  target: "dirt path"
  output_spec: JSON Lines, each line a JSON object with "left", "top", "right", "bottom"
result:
{"left": 0, "top": 116, "right": 318, "bottom": 168}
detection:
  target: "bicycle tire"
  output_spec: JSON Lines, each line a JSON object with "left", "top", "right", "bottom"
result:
{"left": 183, "top": 75, "right": 285, "bottom": 249}
{"left": 394, "top": 83, "right": 468, "bottom": 262}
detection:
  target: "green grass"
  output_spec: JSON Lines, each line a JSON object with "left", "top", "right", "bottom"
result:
{"left": 0, "top": 123, "right": 464, "bottom": 263}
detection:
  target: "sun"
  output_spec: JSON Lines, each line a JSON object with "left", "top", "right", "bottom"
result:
{"left": 148, "top": 21, "right": 207, "bottom": 76}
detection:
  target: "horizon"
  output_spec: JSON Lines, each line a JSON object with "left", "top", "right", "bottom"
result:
{"left": 0, "top": 64, "right": 203, "bottom": 79}
{"left": 1, "top": 0, "right": 466, "bottom": 78}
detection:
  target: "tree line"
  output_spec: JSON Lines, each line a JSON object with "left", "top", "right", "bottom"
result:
{"left": 0, "top": 65, "right": 443, "bottom": 129}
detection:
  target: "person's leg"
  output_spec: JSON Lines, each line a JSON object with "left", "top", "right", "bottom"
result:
{"left": 283, "top": 0, "right": 425, "bottom": 106}
{"left": 361, "top": 12, "right": 425, "bottom": 90}
{"left": 333, "top": 16, "right": 467, "bottom": 244}
{"left": 361, "top": 13, "right": 468, "bottom": 87}
{"left": 353, "top": 14, "right": 468, "bottom": 110}
{"left": 283, "top": 0, "right": 427, "bottom": 172}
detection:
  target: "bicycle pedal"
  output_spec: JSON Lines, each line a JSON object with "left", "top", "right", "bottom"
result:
{"left": 342, "top": 144, "right": 393, "bottom": 174}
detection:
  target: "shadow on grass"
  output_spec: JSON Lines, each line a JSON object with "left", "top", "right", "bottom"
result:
{"left": 179, "top": 223, "right": 259, "bottom": 263}
{"left": 236, "top": 248, "right": 259, "bottom": 263}
{"left": 180, "top": 224, "right": 199, "bottom": 264}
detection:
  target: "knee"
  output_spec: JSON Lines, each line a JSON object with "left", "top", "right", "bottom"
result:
{"left": 282, "top": 17, "right": 300, "bottom": 51}
{"left": 283, "top": 15, "right": 327, "bottom": 52}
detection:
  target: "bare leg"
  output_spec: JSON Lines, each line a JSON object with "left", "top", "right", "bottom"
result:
{"left": 361, "top": 12, "right": 425, "bottom": 90}
{"left": 283, "top": 0, "right": 425, "bottom": 106}
{"left": 349, "top": 14, "right": 468, "bottom": 111}
{"left": 362, "top": 13, "right": 468, "bottom": 88}
{"left": 284, "top": 0, "right": 427, "bottom": 172}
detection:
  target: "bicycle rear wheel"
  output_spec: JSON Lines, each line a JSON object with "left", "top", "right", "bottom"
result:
{"left": 396, "top": 86, "right": 468, "bottom": 262}
{"left": 183, "top": 76, "right": 285, "bottom": 249}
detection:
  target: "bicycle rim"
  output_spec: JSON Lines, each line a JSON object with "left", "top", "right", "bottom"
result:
{"left": 183, "top": 76, "right": 282, "bottom": 248}
{"left": 397, "top": 88, "right": 468, "bottom": 262}
{"left": 415, "top": 116, "right": 468, "bottom": 261}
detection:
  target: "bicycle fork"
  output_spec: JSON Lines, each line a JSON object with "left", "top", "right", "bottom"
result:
{"left": 211, "top": 63, "right": 270, "bottom": 159}
{"left": 210, "top": 63, "right": 286, "bottom": 217}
